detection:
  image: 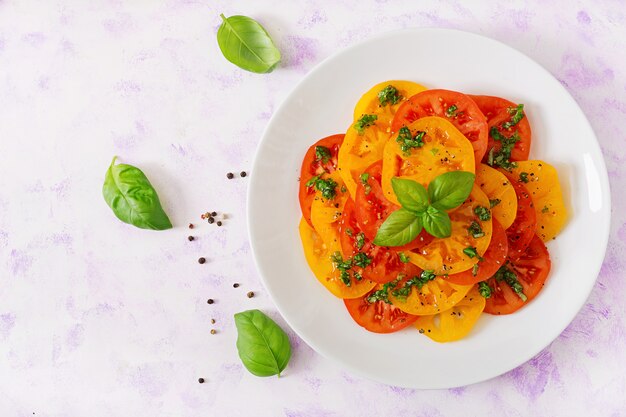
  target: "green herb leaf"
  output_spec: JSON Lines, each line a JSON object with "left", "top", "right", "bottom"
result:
{"left": 352, "top": 252, "right": 372, "bottom": 268}
{"left": 392, "top": 270, "right": 436, "bottom": 300}
{"left": 494, "top": 265, "right": 527, "bottom": 301}
{"left": 446, "top": 104, "right": 458, "bottom": 117}
{"left": 428, "top": 171, "right": 475, "bottom": 211}
{"left": 463, "top": 246, "right": 478, "bottom": 258}
{"left": 217, "top": 14, "right": 281, "bottom": 74}
{"left": 519, "top": 172, "right": 529, "bottom": 183}
{"left": 378, "top": 85, "right": 402, "bottom": 106}
{"left": 354, "top": 114, "right": 377, "bottom": 134}
{"left": 502, "top": 104, "right": 525, "bottom": 129}
{"left": 312, "top": 177, "right": 337, "bottom": 200}
{"left": 396, "top": 127, "right": 425, "bottom": 155}
{"left": 234, "top": 309, "right": 291, "bottom": 377}
{"left": 359, "top": 173, "right": 370, "bottom": 185}
{"left": 472, "top": 264, "right": 480, "bottom": 276}
{"left": 478, "top": 282, "right": 492, "bottom": 298}
{"left": 398, "top": 252, "right": 410, "bottom": 263}
{"left": 315, "top": 146, "right": 331, "bottom": 163}
{"left": 373, "top": 208, "right": 423, "bottom": 247}
{"left": 541, "top": 206, "right": 550, "bottom": 214}
{"left": 391, "top": 177, "right": 429, "bottom": 213}
{"left": 366, "top": 277, "right": 402, "bottom": 304}
{"left": 487, "top": 127, "right": 520, "bottom": 170}
{"left": 467, "top": 220, "right": 485, "bottom": 238}
{"left": 422, "top": 206, "right": 452, "bottom": 238}
{"left": 355, "top": 232, "right": 366, "bottom": 250}
{"left": 474, "top": 205, "right": 491, "bottom": 221}
{"left": 489, "top": 198, "right": 501, "bottom": 208}
{"left": 102, "top": 157, "right": 173, "bottom": 230}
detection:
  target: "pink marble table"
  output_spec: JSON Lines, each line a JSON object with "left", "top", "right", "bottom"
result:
{"left": 1, "top": 1, "right": 624, "bottom": 415}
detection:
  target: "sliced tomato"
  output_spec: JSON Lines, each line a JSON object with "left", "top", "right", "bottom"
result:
{"left": 475, "top": 164, "right": 517, "bottom": 230}
{"left": 391, "top": 89, "right": 489, "bottom": 164}
{"left": 338, "top": 198, "right": 424, "bottom": 284}
{"left": 299, "top": 134, "right": 344, "bottom": 227}
{"left": 503, "top": 173, "right": 537, "bottom": 259}
{"left": 469, "top": 95, "right": 531, "bottom": 162}
{"left": 445, "top": 219, "right": 508, "bottom": 285}
{"left": 388, "top": 276, "right": 472, "bottom": 316}
{"left": 484, "top": 234, "right": 551, "bottom": 315}
{"left": 344, "top": 286, "right": 419, "bottom": 333}
{"left": 354, "top": 161, "right": 433, "bottom": 251}
{"left": 414, "top": 285, "right": 486, "bottom": 342}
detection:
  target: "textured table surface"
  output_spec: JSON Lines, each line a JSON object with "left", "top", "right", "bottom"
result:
{"left": 1, "top": 1, "right": 625, "bottom": 415}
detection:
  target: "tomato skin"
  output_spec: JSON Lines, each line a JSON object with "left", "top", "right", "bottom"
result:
{"left": 445, "top": 219, "right": 508, "bottom": 285}
{"left": 484, "top": 234, "right": 551, "bottom": 315}
{"left": 344, "top": 287, "right": 418, "bottom": 334}
{"left": 469, "top": 95, "right": 531, "bottom": 162}
{"left": 354, "top": 161, "right": 433, "bottom": 251}
{"left": 503, "top": 173, "right": 537, "bottom": 259}
{"left": 391, "top": 89, "right": 489, "bottom": 164}
{"left": 299, "top": 134, "right": 344, "bottom": 227}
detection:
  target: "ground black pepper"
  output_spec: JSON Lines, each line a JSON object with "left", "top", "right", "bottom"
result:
{"left": 240, "top": 171, "right": 247, "bottom": 177}
{"left": 198, "top": 257, "right": 206, "bottom": 264}
{"left": 226, "top": 172, "right": 234, "bottom": 179}
{"left": 207, "top": 299, "right": 214, "bottom": 304}
{"left": 247, "top": 291, "right": 254, "bottom": 298}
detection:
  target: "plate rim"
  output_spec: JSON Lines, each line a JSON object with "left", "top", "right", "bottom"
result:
{"left": 246, "top": 27, "right": 611, "bottom": 389}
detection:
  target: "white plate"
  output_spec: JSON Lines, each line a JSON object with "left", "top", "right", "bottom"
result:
{"left": 247, "top": 28, "right": 610, "bottom": 389}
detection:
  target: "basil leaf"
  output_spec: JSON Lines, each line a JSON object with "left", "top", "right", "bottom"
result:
{"left": 102, "top": 157, "right": 172, "bottom": 230}
{"left": 422, "top": 206, "right": 452, "bottom": 238}
{"left": 428, "top": 171, "right": 475, "bottom": 211}
{"left": 234, "top": 309, "right": 292, "bottom": 377}
{"left": 373, "top": 208, "right": 423, "bottom": 247}
{"left": 391, "top": 177, "right": 429, "bottom": 213}
{"left": 217, "top": 14, "right": 281, "bottom": 74}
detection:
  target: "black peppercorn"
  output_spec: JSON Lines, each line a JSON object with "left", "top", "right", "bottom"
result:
{"left": 188, "top": 223, "right": 194, "bottom": 229}
{"left": 240, "top": 171, "right": 247, "bottom": 177}
{"left": 198, "top": 378, "right": 205, "bottom": 383}
{"left": 211, "top": 211, "right": 217, "bottom": 217}
{"left": 226, "top": 172, "right": 234, "bottom": 179}
{"left": 207, "top": 217, "right": 214, "bottom": 224}
{"left": 233, "top": 283, "right": 239, "bottom": 288}
{"left": 207, "top": 299, "right": 214, "bottom": 304}
{"left": 216, "top": 221, "right": 222, "bottom": 227}
{"left": 198, "top": 257, "right": 206, "bottom": 264}
{"left": 247, "top": 291, "right": 254, "bottom": 298}
{"left": 188, "top": 236, "right": 194, "bottom": 241}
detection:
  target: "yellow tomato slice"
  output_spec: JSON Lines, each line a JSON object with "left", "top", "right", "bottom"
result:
{"left": 299, "top": 218, "right": 376, "bottom": 299}
{"left": 508, "top": 160, "right": 567, "bottom": 241}
{"left": 339, "top": 80, "right": 427, "bottom": 198}
{"left": 388, "top": 277, "right": 471, "bottom": 315}
{"left": 414, "top": 285, "right": 485, "bottom": 342}
{"left": 309, "top": 171, "right": 349, "bottom": 247}
{"left": 475, "top": 164, "right": 517, "bottom": 230}
{"left": 381, "top": 116, "right": 475, "bottom": 206}
{"left": 408, "top": 185, "right": 493, "bottom": 275}
{"left": 353, "top": 80, "right": 427, "bottom": 127}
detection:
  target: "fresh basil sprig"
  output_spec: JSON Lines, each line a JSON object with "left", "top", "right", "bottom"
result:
{"left": 102, "top": 157, "right": 172, "bottom": 230}
{"left": 217, "top": 14, "right": 281, "bottom": 73}
{"left": 234, "top": 309, "right": 292, "bottom": 377}
{"left": 373, "top": 171, "right": 475, "bottom": 246}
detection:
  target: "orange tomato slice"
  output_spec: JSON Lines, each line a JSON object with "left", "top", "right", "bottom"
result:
{"left": 388, "top": 276, "right": 471, "bottom": 315}
{"left": 353, "top": 80, "right": 427, "bottom": 127}
{"left": 475, "top": 164, "right": 517, "bottom": 229}
{"left": 407, "top": 185, "right": 493, "bottom": 275}
{"left": 507, "top": 161, "right": 567, "bottom": 241}
{"left": 299, "top": 218, "right": 376, "bottom": 299}
{"left": 414, "top": 285, "right": 486, "bottom": 342}
{"left": 381, "top": 116, "right": 475, "bottom": 206}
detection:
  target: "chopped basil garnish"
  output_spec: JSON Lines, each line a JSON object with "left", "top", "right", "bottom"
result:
{"left": 487, "top": 127, "right": 520, "bottom": 170}
{"left": 398, "top": 252, "right": 410, "bottom": 263}
{"left": 489, "top": 198, "right": 501, "bottom": 208}
{"left": 494, "top": 264, "right": 527, "bottom": 301}
{"left": 472, "top": 264, "right": 480, "bottom": 276}
{"left": 354, "top": 114, "right": 377, "bottom": 134}
{"left": 396, "top": 127, "right": 425, "bottom": 155}
{"left": 378, "top": 85, "right": 402, "bottom": 106}
{"left": 366, "top": 277, "right": 403, "bottom": 304}
{"left": 502, "top": 104, "right": 525, "bottom": 129}
{"left": 541, "top": 206, "right": 550, "bottom": 213}
{"left": 359, "top": 173, "right": 370, "bottom": 184}
{"left": 519, "top": 172, "right": 529, "bottom": 183}
{"left": 430, "top": 148, "right": 439, "bottom": 156}
{"left": 307, "top": 177, "right": 337, "bottom": 200}
{"left": 391, "top": 270, "right": 436, "bottom": 300}
{"left": 352, "top": 252, "right": 372, "bottom": 268}
{"left": 445, "top": 104, "right": 458, "bottom": 117}
{"left": 355, "top": 232, "right": 366, "bottom": 250}
{"left": 468, "top": 221, "right": 485, "bottom": 238}
{"left": 463, "top": 246, "right": 478, "bottom": 258}
{"left": 315, "top": 146, "right": 331, "bottom": 164}
{"left": 474, "top": 205, "right": 491, "bottom": 221}
{"left": 478, "top": 282, "right": 492, "bottom": 298}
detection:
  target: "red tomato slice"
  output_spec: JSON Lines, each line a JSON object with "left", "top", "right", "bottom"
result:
{"left": 354, "top": 161, "right": 433, "bottom": 250}
{"left": 484, "top": 234, "right": 551, "bottom": 315}
{"left": 504, "top": 174, "right": 537, "bottom": 259}
{"left": 344, "top": 286, "right": 418, "bottom": 333}
{"left": 339, "top": 198, "right": 424, "bottom": 284}
{"left": 299, "top": 134, "right": 344, "bottom": 227}
{"left": 391, "top": 89, "right": 489, "bottom": 164}
{"left": 445, "top": 218, "right": 508, "bottom": 285}
{"left": 469, "top": 95, "right": 531, "bottom": 162}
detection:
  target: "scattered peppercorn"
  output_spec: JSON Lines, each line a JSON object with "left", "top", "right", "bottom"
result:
{"left": 240, "top": 171, "right": 247, "bottom": 177}
{"left": 211, "top": 211, "right": 217, "bottom": 217}
{"left": 198, "top": 257, "right": 206, "bottom": 264}
{"left": 247, "top": 291, "right": 255, "bottom": 298}
{"left": 211, "top": 318, "right": 216, "bottom": 324}
{"left": 227, "top": 172, "right": 234, "bottom": 179}
{"left": 207, "top": 299, "right": 214, "bottom": 304}
{"left": 198, "top": 378, "right": 205, "bottom": 383}
{"left": 188, "top": 236, "right": 195, "bottom": 241}
{"left": 208, "top": 217, "right": 215, "bottom": 224}
{"left": 216, "top": 221, "right": 222, "bottom": 227}
{"left": 188, "top": 223, "right": 194, "bottom": 229}
{"left": 233, "top": 283, "right": 240, "bottom": 288}
{"left": 210, "top": 329, "right": 217, "bottom": 335}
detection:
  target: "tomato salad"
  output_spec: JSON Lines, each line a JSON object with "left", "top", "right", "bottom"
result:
{"left": 298, "top": 81, "right": 566, "bottom": 342}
